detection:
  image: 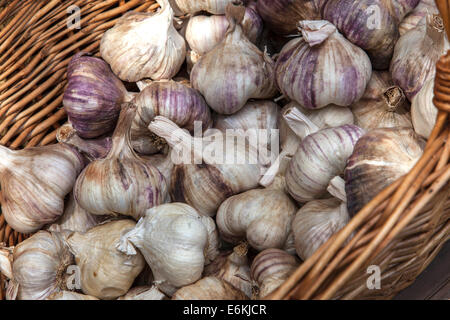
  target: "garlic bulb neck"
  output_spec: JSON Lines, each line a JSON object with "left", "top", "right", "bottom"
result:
{"left": 108, "top": 103, "right": 138, "bottom": 160}
{"left": 426, "top": 14, "right": 445, "bottom": 44}
{"left": 299, "top": 20, "right": 337, "bottom": 47}
{"left": 327, "top": 176, "right": 347, "bottom": 203}
{"left": 383, "top": 86, "right": 406, "bottom": 112}
{"left": 283, "top": 105, "right": 320, "bottom": 139}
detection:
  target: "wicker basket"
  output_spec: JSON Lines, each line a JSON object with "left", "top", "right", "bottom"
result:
{"left": 0, "top": 0, "right": 448, "bottom": 300}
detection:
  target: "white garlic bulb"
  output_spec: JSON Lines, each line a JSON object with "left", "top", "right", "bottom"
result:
{"left": 172, "top": 276, "right": 247, "bottom": 300}
{"left": 2, "top": 231, "right": 74, "bottom": 300}
{"left": 100, "top": 0, "right": 186, "bottom": 82}
{"left": 117, "top": 203, "right": 220, "bottom": 296}
{"left": 47, "top": 291, "right": 99, "bottom": 300}
{"left": 411, "top": 78, "right": 438, "bottom": 139}
{"left": 65, "top": 219, "right": 146, "bottom": 300}
{"left": 216, "top": 188, "right": 297, "bottom": 251}
{"left": 169, "top": 0, "right": 235, "bottom": 15}
{"left": 286, "top": 125, "right": 366, "bottom": 203}
{"left": 292, "top": 198, "right": 350, "bottom": 260}
{"left": 191, "top": 2, "right": 276, "bottom": 114}
{"left": 118, "top": 286, "right": 167, "bottom": 300}
{"left": 276, "top": 20, "right": 372, "bottom": 110}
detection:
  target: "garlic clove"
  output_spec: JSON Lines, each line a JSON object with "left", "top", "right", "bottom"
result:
{"left": 276, "top": 20, "right": 372, "bottom": 110}
{"left": 0, "top": 143, "right": 85, "bottom": 233}
{"left": 47, "top": 291, "right": 99, "bottom": 300}
{"left": 399, "top": 0, "right": 439, "bottom": 36}
{"left": 191, "top": 2, "right": 277, "bottom": 115}
{"left": 117, "top": 203, "right": 220, "bottom": 296}
{"left": 172, "top": 276, "right": 247, "bottom": 300}
{"left": 345, "top": 127, "right": 425, "bottom": 216}
{"left": 216, "top": 188, "right": 297, "bottom": 251}
{"left": 74, "top": 103, "right": 168, "bottom": 220}
{"left": 292, "top": 198, "right": 350, "bottom": 260}
{"left": 285, "top": 124, "right": 366, "bottom": 203}
{"left": 250, "top": 248, "right": 300, "bottom": 299}
{"left": 65, "top": 219, "right": 146, "bottom": 300}
{"left": 411, "top": 77, "right": 438, "bottom": 139}
{"left": 117, "top": 286, "right": 167, "bottom": 300}
{"left": 100, "top": 0, "right": 186, "bottom": 82}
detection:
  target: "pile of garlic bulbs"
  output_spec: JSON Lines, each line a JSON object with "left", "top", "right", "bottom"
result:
{"left": 0, "top": 0, "right": 441, "bottom": 300}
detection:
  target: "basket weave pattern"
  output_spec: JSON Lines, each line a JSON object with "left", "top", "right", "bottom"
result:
{"left": 0, "top": 0, "right": 449, "bottom": 300}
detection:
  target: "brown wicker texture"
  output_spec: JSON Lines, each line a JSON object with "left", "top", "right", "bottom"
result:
{"left": 0, "top": 0, "right": 159, "bottom": 300}
{"left": 267, "top": 0, "right": 450, "bottom": 300}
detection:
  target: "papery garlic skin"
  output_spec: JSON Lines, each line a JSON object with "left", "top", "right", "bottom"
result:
{"left": 216, "top": 188, "right": 297, "bottom": 251}
{"left": 0, "top": 144, "right": 84, "bottom": 234}
{"left": 345, "top": 127, "right": 425, "bottom": 216}
{"left": 390, "top": 14, "right": 448, "bottom": 101}
{"left": 66, "top": 219, "right": 146, "bottom": 300}
{"left": 250, "top": 248, "right": 299, "bottom": 299}
{"left": 411, "top": 78, "right": 438, "bottom": 139}
{"left": 293, "top": 198, "right": 349, "bottom": 260}
{"left": 186, "top": 5, "right": 262, "bottom": 56}
{"left": 351, "top": 72, "right": 412, "bottom": 130}
{"left": 191, "top": 2, "right": 277, "bottom": 115}
{"left": 47, "top": 291, "right": 99, "bottom": 300}
{"left": 256, "top": 0, "right": 324, "bottom": 35}
{"left": 74, "top": 103, "right": 168, "bottom": 221}
{"left": 276, "top": 20, "right": 372, "bottom": 110}
{"left": 117, "top": 203, "right": 220, "bottom": 296}
{"left": 399, "top": 0, "right": 439, "bottom": 36}
{"left": 118, "top": 286, "right": 167, "bottom": 300}
{"left": 7, "top": 231, "right": 73, "bottom": 300}
{"left": 100, "top": 0, "right": 186, "bottom": 82}
{"left": 63, "top": 52, "right": 130, "bottom": 139}
{"left": 172, "top": 276, "right": 247, "bottom": 300}
{"left": 286, "top": 125, "right": 366, "bottom": 203}
{"left": 169, "top": 0, "right": 235, "bottom": 15}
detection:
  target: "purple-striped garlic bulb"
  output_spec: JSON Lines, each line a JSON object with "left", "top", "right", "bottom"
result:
{"left": 186, "top": 2, "right": 262, "bottom": 57}
{"left": 322, "top": 0, "right": 420, "bottom": 70}
{"left": 250, "top": 248, "right": 300, "bottom": 298}
{"left": 0, "top": 144, "right": 84, "bottom": 233}
{"left": 390, "top": 14, "right": 448, "bottom": 101}
{"left": 255, "top": 0, "right": 324, "bottom": 35}
{"left": 149, "top": 116, "right": 269, "bottom": 217}
{"left": 100, "top": 0, "right": 186, "bottom": 82}
{"left": 74, "top": 103, "right": 168, "bottom": 221}
{"left": 276, "top": 20, "right": 372, "bottom": 110}
{"left": 351, "top": 71, "right": 412, "bottom": 130}
{"left": 286, "top": 124, "right": 366, "bottom": 203}
{"left": 117, "top": 203, "right": 220, "bottom": 296}
{"left": 399, "top": 0, "right": 439, "bottom": 36}
{"left": 345, "top": 127, "right": 425, "bottom": 216}
{"left": 131, "top": 80, "right": 212, "bottom": 154}
{"left": 63, "top": 52, "right": 133, "bottom": 139}
{"left": 216, "top": 188, "right": 297, "bottom": 251}
{"left": 411, "top": 78, "right": 438, "bottom": 139}
{"left": 169, "top": 0, "right": 235, "bottom": 15}
{"left": 191, "top": 2, "right": 277, "bottom": 115}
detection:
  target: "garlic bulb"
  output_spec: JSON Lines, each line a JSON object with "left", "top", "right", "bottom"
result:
{"left": 0, "top": 143, "right": 84, "bottom": 233}
{"left": 57, "top": 123, "right": 112, "bottom": 161}
{"left": 74, "top": 103, "right": 168, "bottom": 221}
{"left": 47, "top": 291, "right": 99, "bottom": 300}
{"left": 323, "top": 0, "right": 420, "bottom": 69}
{"left": 185, "top": 4, "right": 262, "bottom": 56}
{"left": 2, "top": 231, "right": 73, "bottom": 300}
{"left": 169, "top": 0, "right": 234, "bottom": 15}
{"left": 250, "top": 248, "right": 299, "bottom": 299}
{"left": 203, "top": 242, "right": 252, "bottom": 298}
{"left": 191, "top": 2, "right": 276, "bottom": 115}
{"left": 255, "top": 0, "right": 323, "bottom": 35}
{"left": 276, "top": 20, "right": 372, "bottom": 110}
{"left": 286, "top": 125, "right": 366, "bottom": 203}
{"left": 351, "top": 71, "right": 412, "bottom": 130}
{"left": 149, "top": 116, "right": 267, "bottom": 217}
{"left": 391, "top": 14, "right": 448, "bottom": 101}
{"left": 213, "top": 100, "right": 279, "bottom": 151}
{"left": 172, "top": 276, "right": 247, "bottom": 300}
{"left": 117, "top": 203, "right": 220, "bottom": 296}
{"left": 100, "top": 0, "right": 186, "bottom": 82}
{"left": 63, "top": 52, "right": 132, "bottom": 139}
{"left": 411, "top": 78, "right": 438, "bottom": 139}
{"left": 345, "top": 127, "right": 425, "bottom": 216}
{"left": 399, "top": 0, "right": 439, "bottom": 36}
{"left": 292, "top": 198, "right": 350, "bottom": 260}
{"left": 131, "top": 80, "right": 212, "bottom": 154}
{"left": 118, "top": 286, "right": 167, "bottom": 300}
{"left": 47, "top": 193, "right": 104, "bottom": 234}
{"left": 216, "top": 188, "right": 297, "bottom": 251}
{"left": 66, "top": 219, "right": 146, "bottom": 300}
